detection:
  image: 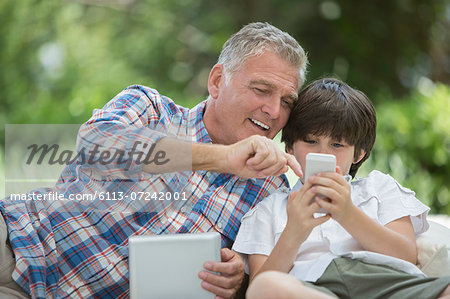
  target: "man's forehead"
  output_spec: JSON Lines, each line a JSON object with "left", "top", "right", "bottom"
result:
{"left": 249, "top": 79, "right": 277, "bottom": 89}
{"left": 250, "top": 79, "right": 299, "bottom": 101}
{"left": 240, "top": 52, "right": 299, "bottom": 82}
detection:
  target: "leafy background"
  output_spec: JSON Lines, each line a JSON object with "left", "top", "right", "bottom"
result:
{"left": 1, "top": 0, "right": 449, "bottom": 214}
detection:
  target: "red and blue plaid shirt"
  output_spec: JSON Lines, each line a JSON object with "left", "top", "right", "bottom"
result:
{"left": 1, "top": 85, "right": 289, "bottom": 298}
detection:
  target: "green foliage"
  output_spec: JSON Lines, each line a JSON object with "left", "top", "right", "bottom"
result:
{"left": 359, "top": 84, "right": 450, "bottom": 214}
{"left": 0, "top": 0, "right": 217, "bottom": 128}
{"left": 1, "top": 0, "right": 449, "bottom": 128}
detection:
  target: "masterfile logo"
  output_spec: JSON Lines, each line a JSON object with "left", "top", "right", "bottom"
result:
{"left": 4, "top": 124, "right": 193, "bottom": 214}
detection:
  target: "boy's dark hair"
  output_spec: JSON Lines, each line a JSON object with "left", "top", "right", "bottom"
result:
{"left": 281, "top": 78, "right": 377, "bottom": 177}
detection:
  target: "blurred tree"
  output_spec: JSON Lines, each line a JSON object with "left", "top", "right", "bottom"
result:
{"left": 1, "top": 0, "right": 448, "bottom": 125}
{"left": 359, "top": 84, "right": 450, "bottom": 214}
{"left": 208, "top": 0, "right": 450, "bottom": 98}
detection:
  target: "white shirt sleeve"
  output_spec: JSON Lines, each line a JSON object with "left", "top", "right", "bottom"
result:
{"left": 233, "top": 187, "right": 288, "bottom": 255}
{"left": 368, "top": 170, "right": 430, "bottom": 234}
{"left": 232, "top": 188, "right": 287, "bottom": 273}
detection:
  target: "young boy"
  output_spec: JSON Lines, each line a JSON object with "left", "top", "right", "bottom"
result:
{"left": 232, "top": 78, "right": 450, "bottom": 298}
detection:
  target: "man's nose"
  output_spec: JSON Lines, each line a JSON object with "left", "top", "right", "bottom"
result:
{"left": 261, "top": 97, "right": 281, "bottom": 119}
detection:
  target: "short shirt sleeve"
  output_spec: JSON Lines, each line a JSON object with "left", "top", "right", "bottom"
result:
{"left": 367, "top": 170, "right": 430, "bottom": 234}
{"left": 232, "top": 187, "right": 289, "bottom": 255}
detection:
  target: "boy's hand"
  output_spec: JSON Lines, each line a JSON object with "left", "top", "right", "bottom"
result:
{"left": 285, "top": 180, "right": 330, "bottom": 240}
{"left": 308, "top": 167, "right": 356, "bottom": 223}
{"left": 198, "top": 248, "right": 244, "bottom": 299}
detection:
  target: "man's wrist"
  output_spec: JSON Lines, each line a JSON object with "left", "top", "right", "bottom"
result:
{"left": 192, "top": 143, "right": 228, "bottom": 172}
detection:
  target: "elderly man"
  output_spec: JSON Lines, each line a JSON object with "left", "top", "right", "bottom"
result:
{"left": 0, "top": 22, "right": 307, "bottom": 298}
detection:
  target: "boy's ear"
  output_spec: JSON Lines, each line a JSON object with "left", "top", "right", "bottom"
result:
{"left": 286, "top": 145, "right": 293, "bottom": 154}
{"left": 353, "top": 149, "right": 366, "bottom": 164}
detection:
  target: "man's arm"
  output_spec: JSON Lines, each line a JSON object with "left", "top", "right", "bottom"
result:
{"left": 143, "top": 135, "right": 303, "bottom": 178}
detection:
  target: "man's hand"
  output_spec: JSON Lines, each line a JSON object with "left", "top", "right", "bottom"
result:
{"left": 198, "top": 248, "right": 245, "bottom": 299}
{"left": 224, "top": 135, "right": 302, "bottom": 179}
{"left": 191, "top": 135, "right": 302, "bottom": 179}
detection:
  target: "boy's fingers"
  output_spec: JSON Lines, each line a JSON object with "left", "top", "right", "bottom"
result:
{"left": 312, "top": 214, "right": 331, "bottom": 226}
{"left": 315, "top": 196, "right": 333, "bottom": 211}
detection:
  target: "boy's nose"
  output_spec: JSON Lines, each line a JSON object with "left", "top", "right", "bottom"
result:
{"left": 317, "top": 147, "right": 331, "bottom": 155}
{"left": 316, "top": 147, "right": 325, "bottom": 153}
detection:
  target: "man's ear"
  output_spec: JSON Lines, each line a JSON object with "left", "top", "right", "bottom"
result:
{"left": 354, "top": 149, "right": 366, "bottom": 164}
{"left": 208, "top": 64, "right": 224, "bottom": 99}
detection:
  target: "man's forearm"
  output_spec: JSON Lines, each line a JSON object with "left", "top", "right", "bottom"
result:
{"left": 142, "top": 135, "right": 300, "bottom": 179}
{"left": 191, "top": 142, "right": 228, "bottom": 172}
{"left": 142, "top": 138, "right": 228, "bottom": 174}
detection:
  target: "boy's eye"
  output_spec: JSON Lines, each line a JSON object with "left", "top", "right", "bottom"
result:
{"left": 332, "top": 143, "right": 343, "bottom": 148}
{"left": 304, "top": 139, "right": 316, "bottom": 144}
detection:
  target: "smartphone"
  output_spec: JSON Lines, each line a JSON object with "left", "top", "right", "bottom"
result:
{"left": 304, "top": 153, "right": 336, "bottom": 213}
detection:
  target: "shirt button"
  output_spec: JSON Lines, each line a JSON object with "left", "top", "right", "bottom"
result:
{"left": 217, "top": 222, "right": 223, "bottom": 230}
{"left": 180, "top": 206, "right": 187, "bottom": 213}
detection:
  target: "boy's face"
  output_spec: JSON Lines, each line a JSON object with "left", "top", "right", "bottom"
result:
{"left": 287, "top": 134, "right": 365, "bottom": 181}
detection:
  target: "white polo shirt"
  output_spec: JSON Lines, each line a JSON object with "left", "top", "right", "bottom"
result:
{"left": 232, "top": 170, "right": 430, "bottom": 282}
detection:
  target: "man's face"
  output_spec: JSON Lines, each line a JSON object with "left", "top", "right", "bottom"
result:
{"left": 205, "top": 51, "right": 299, "bottom": 145}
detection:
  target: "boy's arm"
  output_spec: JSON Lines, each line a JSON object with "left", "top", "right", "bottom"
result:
{"left": 339, "top": 210, "right": 417, "bottom": 264}
{"left": 248, "top": 188, "right": 330, "bottom": 281}
{"left": 312, "top": 172, "right": 417, "bottom": 264}
{"left": 248, "top": 223, "right": 306, "bottom": 281}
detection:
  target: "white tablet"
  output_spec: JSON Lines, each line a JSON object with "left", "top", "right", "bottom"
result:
{"left": 129, "top": 232, "right": 221, "bottom": 299}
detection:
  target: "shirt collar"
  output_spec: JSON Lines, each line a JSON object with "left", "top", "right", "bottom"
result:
{"left": 188, "top": 99, "right": 212, "bottom": 144}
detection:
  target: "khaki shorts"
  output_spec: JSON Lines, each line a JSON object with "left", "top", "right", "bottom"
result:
{"left": 0, "top": 212, "right": 30, "bottom": 298}
{"left": 304, "top": 257, "right": 450, "bottom": 299}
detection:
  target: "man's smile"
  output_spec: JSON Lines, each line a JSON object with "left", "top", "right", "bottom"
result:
{"left": 249, "top": 118, "right": 270, "bottom": 131}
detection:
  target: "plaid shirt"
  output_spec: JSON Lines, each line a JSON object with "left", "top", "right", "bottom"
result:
{"left": 1, "top": 85, "right": 289, "bottom": 298}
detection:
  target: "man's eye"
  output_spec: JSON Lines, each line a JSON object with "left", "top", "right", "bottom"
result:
{"left": 254, "top": 88, "right": 266, "bottom": 94}
{"left": 282, "top": 99, "right": 293, "bottom": 107}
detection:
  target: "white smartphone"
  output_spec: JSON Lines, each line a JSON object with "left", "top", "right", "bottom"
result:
{"left": 304, "top": 153, "right": 336, "bottom": 213}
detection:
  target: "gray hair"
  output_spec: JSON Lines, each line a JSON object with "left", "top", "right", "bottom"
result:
{"left": 217, "top": 22, "right": 308, "bottom": 88}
